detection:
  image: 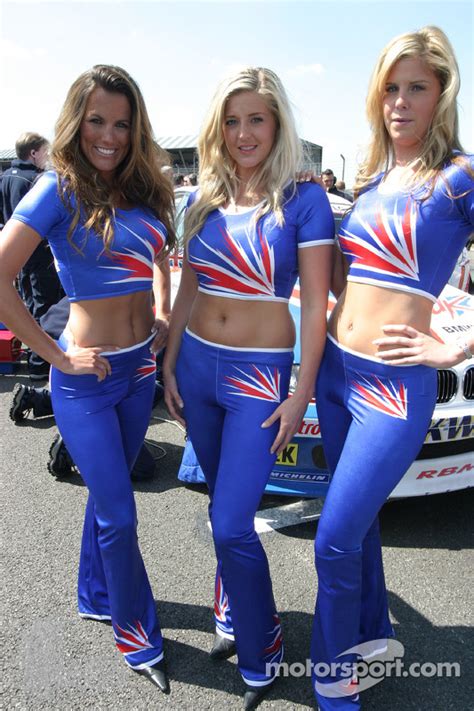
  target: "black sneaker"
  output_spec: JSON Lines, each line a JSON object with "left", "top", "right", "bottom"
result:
{"left": 9, "top": 383, "right": 36, "bottom": 422}
{"left": 48, "top": 434, "right": 76, "bottom": 478}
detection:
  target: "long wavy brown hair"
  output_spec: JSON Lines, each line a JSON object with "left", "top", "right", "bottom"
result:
{"left": 51, "top": 64, "right": 175, "bottom": 254}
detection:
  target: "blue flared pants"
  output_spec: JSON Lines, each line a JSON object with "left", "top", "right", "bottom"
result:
{"left": 312, "top": 336, "right": 437, "bottom": 709}
{"left": 50, "top": 333, "right": 163, "bottom": 668}
{"left": 177, "top": 329, "right": 293, "bottom": 686}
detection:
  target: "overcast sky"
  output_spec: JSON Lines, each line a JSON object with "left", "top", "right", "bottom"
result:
{"left": 1, "top": 0, "right": 472, "bottom": 187}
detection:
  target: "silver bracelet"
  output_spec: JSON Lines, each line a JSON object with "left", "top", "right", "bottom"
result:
{"left": 456, "top": 337, "right": 473, "bottom": 360}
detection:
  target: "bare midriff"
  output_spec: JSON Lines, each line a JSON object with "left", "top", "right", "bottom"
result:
{"left": 188, "top": 292, "right": 296, "bottom": 349}
{"left": 66, "top": 290, "right": 155, "bottom": 348}
{"left": 329, "top": 282, "right": 434, "bottom": 356}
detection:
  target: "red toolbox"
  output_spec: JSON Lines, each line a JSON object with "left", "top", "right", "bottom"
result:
{"left": 0, "top": 330, "right": 22, "bottom": 372}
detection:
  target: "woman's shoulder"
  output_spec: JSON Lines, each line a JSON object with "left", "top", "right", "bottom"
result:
{"left": 32, "top": 169, "right": 59, "bottom": 192}
{"left": 284, "top": 180, "right": 328, "bottom": 210}
{"left": 438, "top": 153, "right": 474, "bottom": 196}
{"left": 442, "top": 152, "right": 474, "bottom": 177}
{"left": 185, "top": 188, "right": 199, "bottom": 207}
{"left": 30, "top": 170, "right": 73, "bottom": 206}
{"left": 14, "top": 170, "right": 63, "bottom": 213}
{"left": 294, "top": 180, "right": 326, "bottom": 199}
{"left": 357, "top": 172, "right": 385, "bottom": 198}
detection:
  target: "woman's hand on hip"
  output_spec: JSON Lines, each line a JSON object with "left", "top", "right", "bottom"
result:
{"left": 373, "top": 324, "right": 466, "bottom": 368}
{"left": 262, "top": 395, "right": 307, "bottom": 455}
{"left": 61, "top": 346, "right": 118, "bottom": 381}
{"left": 164, "top": 371, "right": 186, "bottom": 426}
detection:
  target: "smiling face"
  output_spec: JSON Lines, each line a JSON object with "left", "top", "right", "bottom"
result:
{"left": 383, "top": 56, "right": 441, "bottom": 164}
{"left": 79, "top": 87, "right": 132, "bottom": 182}
{"left": 222, "top": 90, "right": 277, "bottom": 182}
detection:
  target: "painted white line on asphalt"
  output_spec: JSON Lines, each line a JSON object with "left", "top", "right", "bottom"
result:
{"left": 254, "top": 498, "right": 324, "bottom": 533}
{"left": 207, "top": 497, "right": 324, "bottom": 535}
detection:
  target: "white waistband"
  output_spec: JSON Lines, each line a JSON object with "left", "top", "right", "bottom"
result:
{"left": 185, "top": 328, "right": 293, "bottom": 353}
{"left": 101, "top": 332, "right": 155, "bottom": 355}
{"left": 60, "top": 331, "right": 155, "bottom": 356}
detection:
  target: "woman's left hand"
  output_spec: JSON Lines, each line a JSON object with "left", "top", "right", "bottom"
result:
{"left": 373, "top": 324, "right": 465, "bottom": 368}
{"left": 262, "top": 395, "right": 308, "bottom": 456}
{"left": 151, "top": 317, "right": 169, "bottom": 354}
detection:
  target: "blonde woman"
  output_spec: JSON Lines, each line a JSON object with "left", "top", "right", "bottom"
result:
{"left": 164, "top": 67, "right": 334, "bottom": 708}
{"left": 0, "top": 65, "right": 174, "bottom": 692}
{"left": 311, "top": 27, "right": 473, "bottom": 709}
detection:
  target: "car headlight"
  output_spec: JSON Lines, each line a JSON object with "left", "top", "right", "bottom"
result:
{"left": 289, "top": 364, "right": 300, "bottom": 394}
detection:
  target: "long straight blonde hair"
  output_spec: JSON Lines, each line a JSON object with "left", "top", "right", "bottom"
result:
{"left": 356, "top": 26, "right": 469, "bottom": 196}
{"left": 184, "top": 67, "right": 302, "bottom": 243}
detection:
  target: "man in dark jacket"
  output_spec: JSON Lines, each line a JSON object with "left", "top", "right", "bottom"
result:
{"left": 321, "top": 168, "right": 351, "bottom": 200}
{"left": 2, "top": 132, "right": 63, "bottom": 380}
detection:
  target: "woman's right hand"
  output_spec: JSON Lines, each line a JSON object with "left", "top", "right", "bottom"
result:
{"left": 164, "top": 371, "right": 185, "bottom": 426}
{"left": 296, "top": 170, "right": 322, "bottom": 185}
{"left": 60, "top": 345, "right": 118, "bottom": 381}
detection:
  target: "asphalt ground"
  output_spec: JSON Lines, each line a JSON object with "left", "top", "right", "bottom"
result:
{"left": 1, "top": 366, "right": 473, "bottom": 711}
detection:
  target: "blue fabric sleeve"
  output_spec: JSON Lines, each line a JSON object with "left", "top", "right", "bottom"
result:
{"left": 450, "top": 156, "right": 474, "bottom": 228}
{"left": 186, "top": 189, "right": 198, "bottom": 208}
{"left": 295, "top": 182, "right": 335, "bottom": 247}
{"left": 11, "top": 171, "right": 66, "bottom": 239}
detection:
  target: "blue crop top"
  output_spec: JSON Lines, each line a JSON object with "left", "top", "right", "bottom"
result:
{"left": 186, "top": 182, "right": 334, "bottom": 302}
{"left": 12, "top": 171, "right": 167, "bottom": 303}
{"left": 338, "top": 157, "right": 474, "bottom": 302}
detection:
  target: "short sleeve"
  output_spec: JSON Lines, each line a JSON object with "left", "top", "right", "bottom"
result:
{"left": 451, "top": 156, "right": 474, "bottom": 228}
{"left": 186, "top": 189, "right": 198, "bottom": 208}
{"left": 11, "top": 171, "right": 66, "bottom": 239}
{"left": 295, "top": 182, "right": 335, "bottom": 248}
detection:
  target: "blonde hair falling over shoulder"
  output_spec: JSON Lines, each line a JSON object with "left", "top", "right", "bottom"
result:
{"left": 356, "top": 26, "right": 466, "bottom": 197}
{"left": 184, "top": 67, "right": 302, "bottom": 244}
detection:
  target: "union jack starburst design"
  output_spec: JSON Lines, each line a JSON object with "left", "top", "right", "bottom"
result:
{"left": 433, "top": 293, "right": 474, "bottom": 319}
{"left": 189, "top": 225, "right": 276, "bottom": 297}
{"left": 339, "top": 200, "right": 419, "bottom": 281}
{"left": 226, "top": 365, "right": 281, "bottom": 403}
{"left": 168, "top": 251, "right": 183, "bottom": 271}
{"left": 214, "top": 573, "right": 232, "bottom": 628}
{"left": 101, "top": 219, "right": 166, "bottom": 285}
{"left": 263, "top": 614, "right": 283, "bottom": 665}
{"left": 114, "top": 620, "right": 154, "bottom": 655}
{"left": 351, "top": 375, "right": 408, "bottom": 420}
{"left": 135, "top": 355, "right": 156, "bottom": 382}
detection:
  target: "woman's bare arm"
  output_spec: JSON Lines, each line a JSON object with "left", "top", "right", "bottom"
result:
{"left": 162, "top": 257, "right": 198, "bottom": 424}
{"left": 0, "top": 220, "right": 115, "bottom": 380}
{"left": 263, "top": 244, "right": 333, "bottom": 454}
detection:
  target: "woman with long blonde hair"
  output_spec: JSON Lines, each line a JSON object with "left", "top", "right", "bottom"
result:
{"left": 164, "top": 66, "right": 334, "bottom": 709}
{"left": 310, "top": 27, "right": 473, "bottom": 710}
{"left": 0, "top": 65, "right": 174, "bottom": 692}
